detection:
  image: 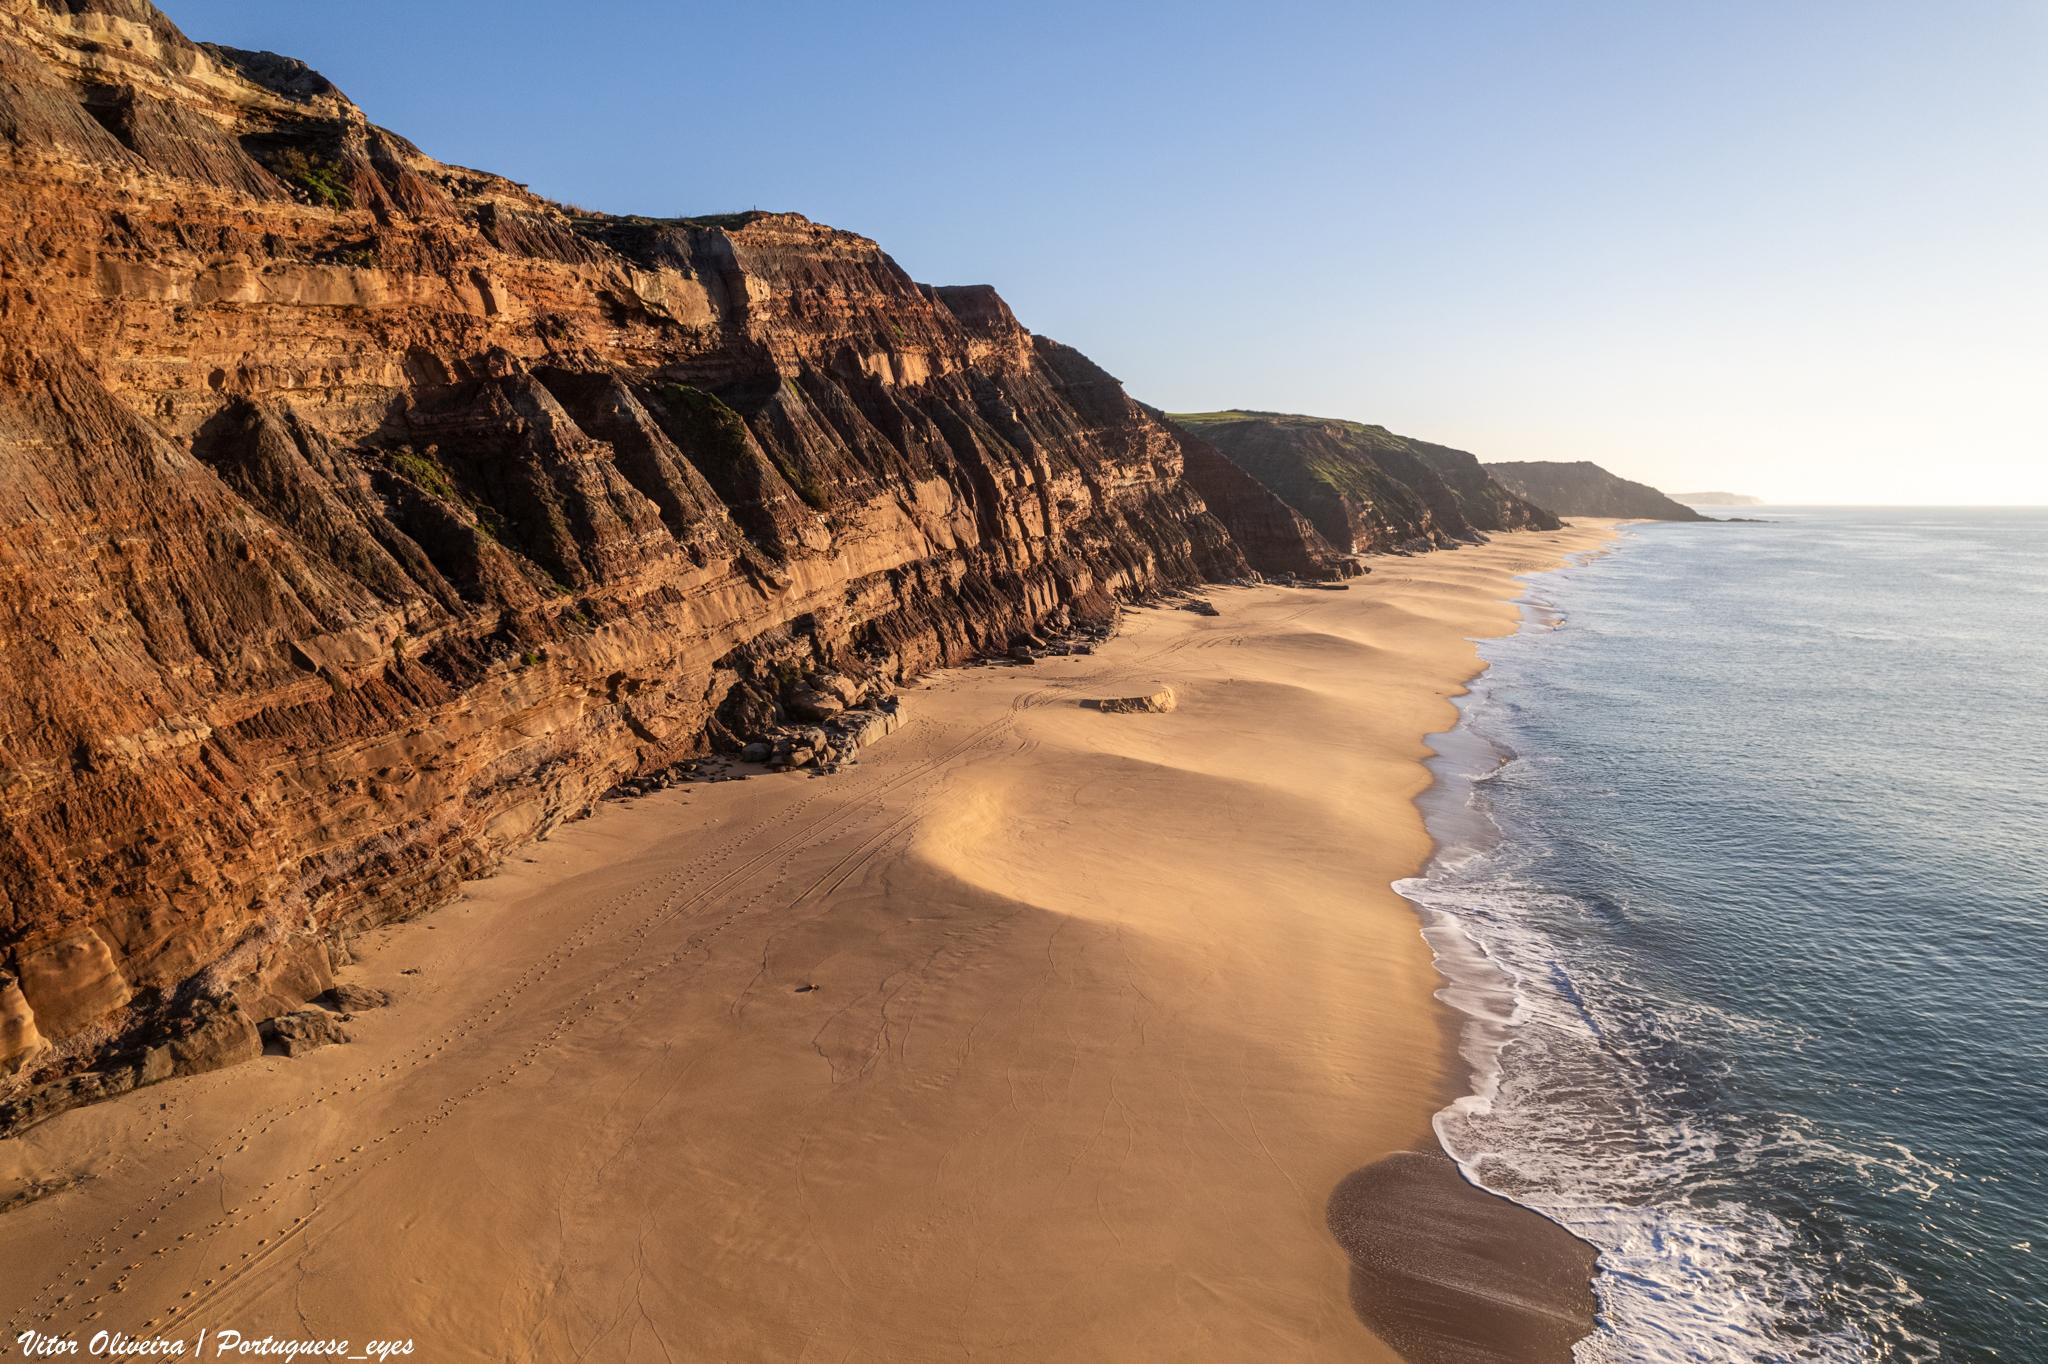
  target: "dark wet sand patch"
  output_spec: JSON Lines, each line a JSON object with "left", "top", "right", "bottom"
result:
{"left": 1329, "top": 1149, "right": 1598, "bottom": 1364}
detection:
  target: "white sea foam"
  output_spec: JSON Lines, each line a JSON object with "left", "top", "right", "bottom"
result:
{"left": 1409, "top": 871, "right": 1907, "bottom": 1362}
{"left": 1402, "top": 548, "right": 1944, "bottom": 1362}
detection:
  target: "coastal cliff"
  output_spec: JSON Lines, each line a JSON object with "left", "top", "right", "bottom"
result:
{"left": 1169, "top": 411, "right": 1559, "bottom": 553}
{"left": 1159, "top": 414, "right": 1355, "bottom": 581}
{"left": 0, "top": 0, "right": 1338, "bottom": 1122}
{"left": 1487, "top": 461, "right": 1708, "bottom": 521}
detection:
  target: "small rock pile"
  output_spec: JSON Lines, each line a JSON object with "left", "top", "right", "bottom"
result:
{"left": 1270, "top": 565, "right": 1367, "bottom": 587}
{"left": 604, "top": 755, "right": 729, "bottom": 798}
{"left": 745, "top": 678, "right": 905, "bottom": 774}
{"left": 1001, "top": 618, "right": 1113, "bottom": 666}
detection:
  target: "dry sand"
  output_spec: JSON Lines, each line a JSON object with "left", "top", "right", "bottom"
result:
{"left": 0, "top": 523, "right": 1615, "bottom": 1363}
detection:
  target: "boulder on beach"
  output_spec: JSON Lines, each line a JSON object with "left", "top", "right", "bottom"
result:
{"left": 1086, "top": 686, "right": 1177, "bottom": 715}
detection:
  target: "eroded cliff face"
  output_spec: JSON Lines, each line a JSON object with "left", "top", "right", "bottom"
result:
{"left": 1157, "top": 414, "right": 1355, "bottom": 582}
{"left": 0, "top": 0, "right": 1326, "bottom": 1123}
{"left": 1168, "top": 410, "right": 1559, "bottom": 553}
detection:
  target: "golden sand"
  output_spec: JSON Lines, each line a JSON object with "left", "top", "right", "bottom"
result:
{"left": 0, "top": 523, "right": 1615, "bottom": 1363}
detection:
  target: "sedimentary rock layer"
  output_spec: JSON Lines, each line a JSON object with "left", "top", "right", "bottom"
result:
{"left": 1159, "top": 414, "right": 1354, "bottom": 580}
{"left": 0, "top": 0, "right": 1332, "bottom": 1122}
{"left": 1170, "top": 410, "right": 1560, "bottom": 553}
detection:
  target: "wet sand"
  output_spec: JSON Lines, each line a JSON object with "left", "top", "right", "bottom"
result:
{"left": 0, "top": 522, "right": 1612, "bottom": 1363}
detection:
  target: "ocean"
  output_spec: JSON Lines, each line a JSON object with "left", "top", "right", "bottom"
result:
{"left": 1403, "top": 508, "right": 2047, "bottom": 1362}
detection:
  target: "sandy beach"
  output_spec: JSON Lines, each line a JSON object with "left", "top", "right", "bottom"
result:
{"left": 0, "top": 523, "right": 1612, "bottom": 1364}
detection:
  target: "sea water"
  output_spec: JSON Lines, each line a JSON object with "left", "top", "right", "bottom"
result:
{"left": 1402, "top": 508, "right": 2047, "bottom": 1361}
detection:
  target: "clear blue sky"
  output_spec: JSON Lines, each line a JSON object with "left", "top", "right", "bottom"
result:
{"left": 158, "top": 0, "right": 2046, "bottom": 504}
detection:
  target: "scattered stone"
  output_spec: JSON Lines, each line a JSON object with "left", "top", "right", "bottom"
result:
{"left": 739, "top": 740, "right": 772, "bottom": 763}
{"left": 1181, "top": 599, "right": 1220, "bottom": 617}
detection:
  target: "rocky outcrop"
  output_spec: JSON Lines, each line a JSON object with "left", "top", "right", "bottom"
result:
{"left": 0, "top": 0, "right": 1335, "bottom": 1125}
{"left": 1169, "top": 411, "right": 1559, "bottom": 553}
{"left": 1486, "top": 461, "right": 1709, "bottom": 520}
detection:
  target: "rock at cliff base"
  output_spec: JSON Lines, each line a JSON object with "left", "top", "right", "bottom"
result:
{"left": 786, "top": 688, "right": 845, "bottom": 723}
{"left": 809, "top": 671, "right": 864, "bottom": 707}
{"left": 228, "top": 935, "right": 336, "bottom": 1022}
{"left": 321, "top": 983, "right": 392, "bottom": 1012}
{"left": 262, "top": 1009, "right": 351, "bottom": 1056}
{"left": 148, "top": 996, "right": 264, "bottom": 1078}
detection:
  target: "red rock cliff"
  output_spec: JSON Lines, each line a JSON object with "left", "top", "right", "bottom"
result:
{"left": 0, "top": 0, "right": 1330, "bottom": 1123}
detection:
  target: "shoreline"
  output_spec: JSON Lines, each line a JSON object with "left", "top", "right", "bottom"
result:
{"left": 1415, "top": 526, "right": 1639, "bottom": 1121}
{"left": 1354, "top": 529, "right": 1640, "bottom": 1362}
{"left": 0, "top": 522, "right": 1615, "bottom": 1363}
{"left": 1330, "top": 530, "right": 1626, "bottom": 1364}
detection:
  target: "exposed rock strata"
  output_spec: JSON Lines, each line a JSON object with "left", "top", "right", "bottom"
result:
{"left": 1154, "top": 414, "right": 1355, "bottom": 580}
{"left": 1486, "top": 461, "right": 1709, "bottom": 520}
{"left": 0, "top": 0, "right": 1336, "bottom": 1123}
{"left": 1170, "top": 411, "right": 1559, "bottom": 553}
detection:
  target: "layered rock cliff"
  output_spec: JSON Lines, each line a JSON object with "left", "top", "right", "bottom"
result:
{"left": 1486, "top": 461, "right": 1709, "bottom": 520}
{"left": 1169, "top": 411, "right": 1560, "bottom": 553}
{"left": 1156, "top": 414, "right": 1354, "bottom": 581}
{"left": 0, "top": 0, "right": 1335, "bottom": 1124}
